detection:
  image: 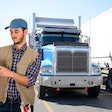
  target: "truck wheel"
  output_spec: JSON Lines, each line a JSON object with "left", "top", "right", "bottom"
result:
{"left": 106, "top": 69, "right": 112, "bottom": 91}
{"left": 87, "top": 86, "right": 100, "bottom": 97}
{"left": 37, "top": 85, "right": 46, "bottom": 99}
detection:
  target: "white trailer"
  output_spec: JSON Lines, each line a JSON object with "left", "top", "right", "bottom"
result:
{"left": 82, "top": 8, "right": 112, "bottom": 91}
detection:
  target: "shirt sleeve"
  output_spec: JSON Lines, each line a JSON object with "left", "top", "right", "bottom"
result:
{"left": 26, "top": 55, "right": 41, "bottom": 87}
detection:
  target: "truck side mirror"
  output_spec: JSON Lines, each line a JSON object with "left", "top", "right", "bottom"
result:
{"left": 35, "top": 34, "right": 41, "bottom": 41}
{"left": 35, "top": 36, "right": 39, "bottom": 41}
{"left": 38, "top": 48, "right": 43, "bottom": 60}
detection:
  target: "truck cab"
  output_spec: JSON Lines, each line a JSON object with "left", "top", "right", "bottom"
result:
{"left": 29, "top": 13, "right": 103, "bottom": 99}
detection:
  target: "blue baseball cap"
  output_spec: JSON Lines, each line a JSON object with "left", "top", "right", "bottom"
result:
{"left": 5, "top": 18, "right": 28, "bottom": 29}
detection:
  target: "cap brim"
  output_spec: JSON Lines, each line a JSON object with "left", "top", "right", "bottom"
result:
{"left": 5, "top": 26, "right": 9, "bottom": 30}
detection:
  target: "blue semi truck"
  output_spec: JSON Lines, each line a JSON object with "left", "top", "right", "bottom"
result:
{"left": 29, "top": 13, "right": 103, "bottom": 99}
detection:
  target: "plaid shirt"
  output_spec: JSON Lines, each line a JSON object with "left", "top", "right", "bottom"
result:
{"left": 7, "top": 44, "right": 41, "bottom": 100}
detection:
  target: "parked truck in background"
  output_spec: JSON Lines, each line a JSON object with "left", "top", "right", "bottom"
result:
{"left": 28, "top": 13, "right": 103, "bottom": 99}
{"left": 92, "top": 56, "right": 112, "bottom": 91}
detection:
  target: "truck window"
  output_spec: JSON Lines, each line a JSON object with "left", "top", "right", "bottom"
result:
{"left": 41, "top": 33, "right": 80, "bottom": 46}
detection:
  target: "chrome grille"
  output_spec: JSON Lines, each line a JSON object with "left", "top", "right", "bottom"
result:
{"left": 56, "top": 50, "right": 88, "bottom": 72}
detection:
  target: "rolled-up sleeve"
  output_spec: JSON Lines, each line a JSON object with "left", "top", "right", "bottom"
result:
{"left": 26, "top": 55, "right": 41, "bottom": 87}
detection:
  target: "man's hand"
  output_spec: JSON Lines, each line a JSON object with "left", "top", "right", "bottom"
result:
{"left": 0, "top": 66, "right": 13, "bottom": 78}
{"left": 0, "top": 65, "right": 29, "bottom": 86}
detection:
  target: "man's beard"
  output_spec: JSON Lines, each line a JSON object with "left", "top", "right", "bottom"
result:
{"left": 14, "top": 36, "right": 24, "bottom": 44}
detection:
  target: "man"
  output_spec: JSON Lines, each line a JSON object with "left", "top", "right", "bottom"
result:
{"left": 0, "top": 18, "right": 41, "bottom": 112}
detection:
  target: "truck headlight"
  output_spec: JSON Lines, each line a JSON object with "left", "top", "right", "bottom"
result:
{"left": 40, "top": 66, "right": 52, "bottom": 74}
{"left": 91, "top": 67, "right": 101, "bottom": 74}
{"left": 91, "top": 63, "right": 101, "bottom": 75}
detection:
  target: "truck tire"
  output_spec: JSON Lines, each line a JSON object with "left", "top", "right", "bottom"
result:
{"left": 106, "top": 69, "right": 112, "bottom": 91}
{"left": 87, "top": 86, "right": 100, "bottom": 97}
{"left": 37, "top": 85, "right": 46, "bottom": 99}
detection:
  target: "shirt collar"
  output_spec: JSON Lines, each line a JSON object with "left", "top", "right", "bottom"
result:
{"left": 12, "top": 44, "right": 27, "bottom": 52}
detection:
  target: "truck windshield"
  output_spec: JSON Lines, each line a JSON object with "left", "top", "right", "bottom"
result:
{"left": 41, "top": 33, "right": 80, "bottom": 46}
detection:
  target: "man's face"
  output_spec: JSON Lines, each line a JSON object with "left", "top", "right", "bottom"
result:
{"left": 10, "top": 28, "right": 27, "bottom": 44}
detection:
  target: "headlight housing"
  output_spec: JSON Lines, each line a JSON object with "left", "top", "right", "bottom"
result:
{"left": 40, "top": 59, "right": 53, "bottom": 74}
{"left": 91, "top": 63, "right": 101, "bottom": 75}
{"left": 40, "top": 66, "right": 52, "bottom": 74}
{"left": 91, "top": 67, "right": 101, "bottom": 74}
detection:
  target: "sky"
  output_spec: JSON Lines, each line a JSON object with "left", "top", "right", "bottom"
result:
{"left": 0, "top": 0, "right": 112, "bottom": 46}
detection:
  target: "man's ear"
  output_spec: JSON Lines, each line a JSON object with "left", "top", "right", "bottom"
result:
{"left": 24, "top": 29, "right": 28, "bottom": 35}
